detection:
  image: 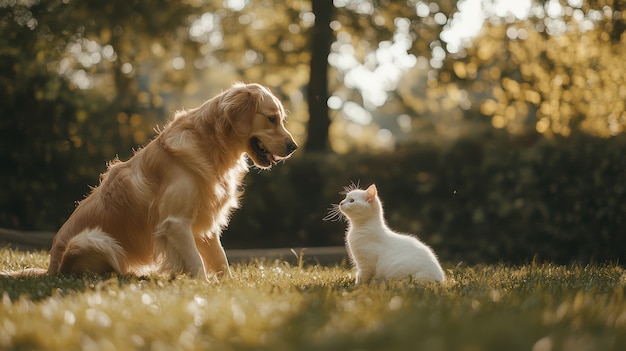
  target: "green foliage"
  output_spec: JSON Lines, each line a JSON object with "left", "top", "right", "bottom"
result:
{"left": 0, "top": 0, "right": 195, "bottom": 229}
{"left": 335, "top": 0, "right": 626, "bottom": 152}
{"left": 439, "top": 7, "right": 626, "bottom": 138}
{"left": 1, "top": 249, "right": 626, "bottom": 350}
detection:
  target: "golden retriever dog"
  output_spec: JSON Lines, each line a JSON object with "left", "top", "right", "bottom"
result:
{"left": 5, "top": 82, "right": 297, "bottom": 278}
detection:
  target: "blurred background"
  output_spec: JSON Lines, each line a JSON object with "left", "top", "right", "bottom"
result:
{"left": 1, "top": 0, "right": 624, "bottom": 264}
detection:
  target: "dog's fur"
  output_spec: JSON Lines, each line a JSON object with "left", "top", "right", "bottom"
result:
{"left": 4, "top": 83, "right": 297, "bottom": 278}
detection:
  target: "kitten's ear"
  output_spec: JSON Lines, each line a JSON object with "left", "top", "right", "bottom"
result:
{"left": 365, "top": 184, "right": 377, "bottom": 203}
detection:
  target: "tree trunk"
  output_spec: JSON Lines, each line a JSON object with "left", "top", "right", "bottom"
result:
{"left": 305, "top": 0, "right": 333, "bottom": 152}
{"left": 611, "top": 2, "right": 624, "bottom": 43}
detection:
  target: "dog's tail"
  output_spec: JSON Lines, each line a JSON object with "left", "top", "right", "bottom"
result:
{"left": 57, "top": 227, "right": 128, "bottom": 274}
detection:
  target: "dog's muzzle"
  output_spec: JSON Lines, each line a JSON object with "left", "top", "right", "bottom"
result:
{"left": 285, "top": 140, "right": 298, "bottom": 156}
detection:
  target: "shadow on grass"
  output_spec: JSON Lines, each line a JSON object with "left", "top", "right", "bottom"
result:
{"left": 0, "top": 273, "right": 158, "bottom": 302}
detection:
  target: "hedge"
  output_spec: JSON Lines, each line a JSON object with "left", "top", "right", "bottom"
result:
{"left": 222, "top": 133, "right": 626, "bottom": 264}
{"left": 2, "top": 133, "right": 624, "bottom": 264}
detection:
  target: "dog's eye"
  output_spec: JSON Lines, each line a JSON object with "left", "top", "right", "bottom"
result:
{"left": 267, "top": 116, "right": 278, "bottom": 125}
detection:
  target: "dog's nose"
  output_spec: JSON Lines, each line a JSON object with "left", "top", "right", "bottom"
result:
{"left": 285, "top": 140, "right": 298, "bottom": 155}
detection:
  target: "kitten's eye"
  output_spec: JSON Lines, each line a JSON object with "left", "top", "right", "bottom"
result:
{"left": 267, "top": 116, "right": 278, "bottom": 125}
{"left": 349, "top": 199, "right": 355, "bottom": 203}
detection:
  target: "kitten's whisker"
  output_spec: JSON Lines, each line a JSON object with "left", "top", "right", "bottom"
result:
{"left": 323, "top": 204, "right": 344, "bottom": 221}
{"left": 341, "top": 180, "right": 361, "bottom": 195}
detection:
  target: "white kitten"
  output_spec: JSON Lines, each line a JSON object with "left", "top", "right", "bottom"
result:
{"left": 325, "top": 183, "right": 445, "bottom": 284}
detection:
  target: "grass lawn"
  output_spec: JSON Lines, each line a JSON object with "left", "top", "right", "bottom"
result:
{"left": 1, "top": 248, "right": 626, "bottom": 351}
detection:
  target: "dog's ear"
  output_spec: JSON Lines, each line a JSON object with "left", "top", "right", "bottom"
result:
{"left": 220, "top": 84, "right": 263, "bottom": 135}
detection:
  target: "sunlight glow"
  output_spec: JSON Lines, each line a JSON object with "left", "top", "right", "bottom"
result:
{"left": 441, "top": 0, "right": 532, "bottom": 54}
{"left": 330, "top": 15, "right": 416, "bottom": 109}
{"left": 332, "top": 0, "right": 534, "bottom": 111}
{"left": 189, "top": 13, "right": 218, "bottom": 42}
{"left": 172, "top": 57, "right": 186, "bottom": 70}
{"left": 327, "top": 96, "right": 343, "bottom": 110}
{"left": 343, "top": 101, "right": 372, "bottom": 125}
{"left": 223, "top": 0, "right": 248, "bottom": 11}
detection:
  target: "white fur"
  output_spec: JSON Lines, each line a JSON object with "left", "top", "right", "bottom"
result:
{"left": 337, "top": 184, "right": 445, "bottom": 284}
